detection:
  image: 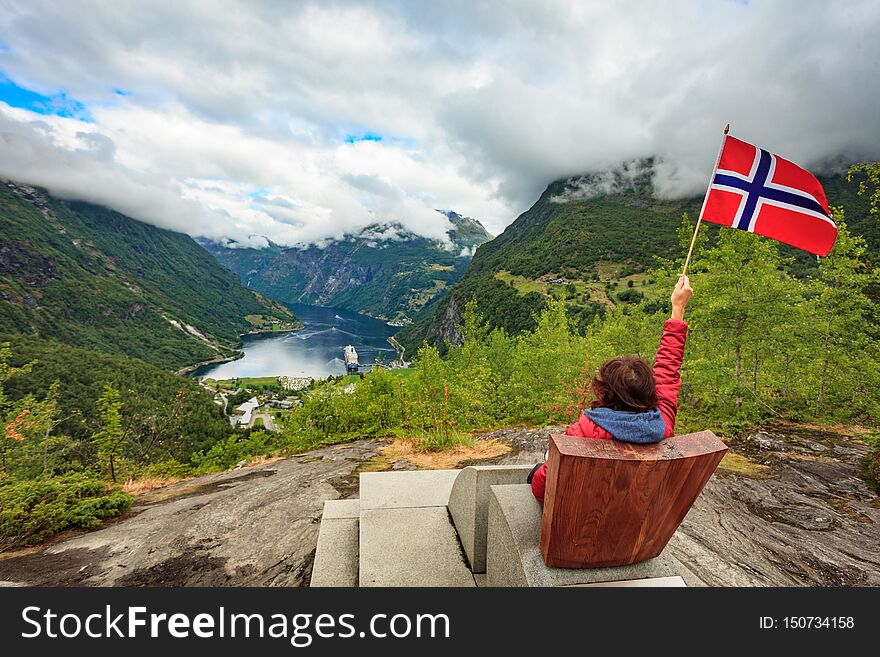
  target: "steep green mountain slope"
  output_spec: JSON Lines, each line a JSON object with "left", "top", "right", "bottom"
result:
{"left": 2, "top": 334, "right": 233, "bottom": 464}
{"left": 0, "top": 182, "right": 299, "bottom": 370}
{"left": 396, "top": 168, "right": 876, "bottom": 352}
{"left": 201, "top": 211, "right": 492, "bottom": 322}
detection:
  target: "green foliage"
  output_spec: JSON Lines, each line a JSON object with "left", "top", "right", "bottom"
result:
{"left": 0, "top": 184, "right": 296, "bottom": 370}
{"left": 616, "top": 288, "right": 644, "bottom": 303}
{"left": 849, "top": 162, "right": 880, "bottom": 221}
{"left": 134, "top": 459, "right": 194, "bottom": 480}
{"left": 93, "top": 385, "right": 124, "bottom": 482}
{"left": 192, "top": 430, "right": 280, "bottom": 472}
{"left": 859, "top": 433, "right": 880, "bottom": 491}
{"left": 0, "top": 474, "right": 131, "bottom": 550}
{"left": 1, "top": 336, "right": 234, "bottom": 475}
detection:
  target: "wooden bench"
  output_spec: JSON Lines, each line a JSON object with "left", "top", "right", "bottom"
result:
{"left": 540, "top": 430, "right": 727, "bottom": 568}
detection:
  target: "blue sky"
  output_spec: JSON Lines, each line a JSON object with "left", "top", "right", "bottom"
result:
{"left": 344, "top": 131, "right": 382, "bottom": 144}
{"left": 0, "top": 72, "right": 91, "bottom": 121}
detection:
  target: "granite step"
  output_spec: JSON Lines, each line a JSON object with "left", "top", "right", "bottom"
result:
{"left": 310, "top": 499, "right": 360, "bottom": 587}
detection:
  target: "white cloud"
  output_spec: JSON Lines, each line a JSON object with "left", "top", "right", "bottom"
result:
{"left": 0, "top": 0, "right": 878, "bottom": 245}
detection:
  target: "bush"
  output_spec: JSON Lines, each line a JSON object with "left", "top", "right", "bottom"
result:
{"left": 192, "top": 430, "right": 280, "bottom": 472}
{"left": 134, "top": 460, "right": 194, "bottom": 479}
{"left": 616, "top": 288, "right": 644, "bottom": 303}
{"left": 859, "top": 434, "right": 880, "bottom": 492}
{"left": 0, "top": 474, "right": 132, "bottom": 550}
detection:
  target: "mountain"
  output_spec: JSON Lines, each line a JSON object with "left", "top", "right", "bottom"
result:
{"left": 396, "top": 164, "right": 877, "bottom": 352}
{"left": 2, "top": 334, "right": 233, "bottom": 459}
{"left": 0, "top": 181, "right": 300, "bottom": 371}
{"left": 200, "top": 211, "right": 492, "bottom": 322}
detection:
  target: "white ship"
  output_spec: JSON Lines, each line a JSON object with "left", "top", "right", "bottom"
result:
{"left": 343, "top": 345, "right": 359, "bottom": 373}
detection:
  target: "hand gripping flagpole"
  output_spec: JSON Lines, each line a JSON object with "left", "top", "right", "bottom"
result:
{"left": 681, "top": 123, "right": 730, "bottom": 277}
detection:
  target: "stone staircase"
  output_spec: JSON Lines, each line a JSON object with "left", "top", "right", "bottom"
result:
{"left": 311, "top": 465, "right": 689, "bottom": 587}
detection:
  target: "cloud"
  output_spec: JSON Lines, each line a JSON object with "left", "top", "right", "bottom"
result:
{"left": 0, "top": 0, "right": 878, "bottom": 245}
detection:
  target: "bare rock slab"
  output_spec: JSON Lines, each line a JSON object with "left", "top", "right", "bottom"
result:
{"left": 448, "top": 465, "right": 535, "bottom": 573}
{"left": 359, "top": 507, "right": 475, "bottom": 587}
{"left": 487, "top": 484, "right": 680, "bottom": 587}
{"left": 359, "top": 470, "right": 460, "bottom": 510}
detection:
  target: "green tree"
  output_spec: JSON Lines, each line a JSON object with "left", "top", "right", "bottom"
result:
{"left": 0, "top": 343, "right": 35, "bottom": 476}
{"left": 849, "top": 162, "right": 880, "bottom": 221}
{"left": 685, "top": 226, "right": 797, "bottom": 419}
{"left": 7, "top": 381, "right": 73, "bottom": 479}
{"left": 93, "top": 385, "right": 126, "bottom": 482}
{"left": 807, "top": 216, "right": 880, "bottom": 419}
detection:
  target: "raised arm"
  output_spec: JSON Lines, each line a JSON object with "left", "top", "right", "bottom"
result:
{"left": 654, "top": 275, "right": 692, "bottom": 437}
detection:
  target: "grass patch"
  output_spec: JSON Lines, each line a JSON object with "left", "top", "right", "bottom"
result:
{"left": 495, "top": 270, "right": 553, "bottom": 296}
{"left": 717, "top": 451, "right": 771, "bottom": 477}
{"left": 378, "top": 438, "right": 511, "bottom": 470}
{"left": 494, "top": 269, "right": 644, "bottom": 308}
{"left": 407, "top": 279, "right": 448, "bottom": 311}
{"left": 122, "top": 476, "right": 183, "bottom": 496}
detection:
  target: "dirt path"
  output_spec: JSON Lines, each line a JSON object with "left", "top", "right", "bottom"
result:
{"left": 0, "top": 425, "right": 876, "bottom": 587}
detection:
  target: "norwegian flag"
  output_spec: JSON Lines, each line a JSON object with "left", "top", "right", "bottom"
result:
{"left": 702, "top": 135, "right": 837, "bottom": 256}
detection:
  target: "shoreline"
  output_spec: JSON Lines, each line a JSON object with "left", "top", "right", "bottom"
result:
{"left": 177, "top": 323, "right": 304, "bottom": 377}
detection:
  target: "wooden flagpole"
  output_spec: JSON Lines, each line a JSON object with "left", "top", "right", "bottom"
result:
{"left": 681, "top": 123, "right": 730, "bottom": 277}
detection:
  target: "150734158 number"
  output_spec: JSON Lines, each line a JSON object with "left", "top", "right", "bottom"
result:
{"left": 783, "top": 617, "right": 854, "bottom": 629}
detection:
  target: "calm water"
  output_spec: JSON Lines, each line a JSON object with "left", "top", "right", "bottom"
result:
{"left": 193, "top": 304, "right": 398, "bottom": 380}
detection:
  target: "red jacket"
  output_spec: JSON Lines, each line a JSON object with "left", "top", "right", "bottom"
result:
{"left": 530, "top": 318, "right": 688, "bottom": 504}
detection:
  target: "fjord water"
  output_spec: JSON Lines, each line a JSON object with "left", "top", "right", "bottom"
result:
{"left": 193, "top": 304, "right": 398, "bottom": 380}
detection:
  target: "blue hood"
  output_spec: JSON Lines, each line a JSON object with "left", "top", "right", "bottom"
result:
{"left": 584, "top": 407, "right": 666, "bottom": 444}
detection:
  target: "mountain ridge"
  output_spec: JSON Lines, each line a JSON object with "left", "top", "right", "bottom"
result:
{"left": 0, "top": 181, "right": 299, "bottom": 370}
{"left": 201, "top": 211, "right": 492, "bottom": 322}
{"left": 395, "top": 166, "right": 877, "bottom": 352}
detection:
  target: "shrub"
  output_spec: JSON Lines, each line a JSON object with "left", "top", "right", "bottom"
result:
{"left": 0, "top": 474, "right": 132, "bottom": 550}
{"left": 191, "top": 430, "right": 280, "bottom": 472}
{"left": 616, "top": 288, "right": 644, "bottom": 303}
{"left": 135, "top": 460, "right": 194, "bottom": 479}
{"left": 859, "top": 434, "right": 880, "bottom": 492}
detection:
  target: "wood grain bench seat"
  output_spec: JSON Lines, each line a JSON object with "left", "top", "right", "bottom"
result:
{"left": 540, "top": 430, "right": 727, "bottom": 568}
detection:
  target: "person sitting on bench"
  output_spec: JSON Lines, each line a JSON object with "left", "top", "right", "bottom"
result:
{"left": 529, "top": 274, "right": 694, "bottom": 505}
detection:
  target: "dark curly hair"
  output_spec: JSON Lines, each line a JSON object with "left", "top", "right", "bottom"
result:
{"left": 590, "top": 355, "right": 658, "bottom": 412}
